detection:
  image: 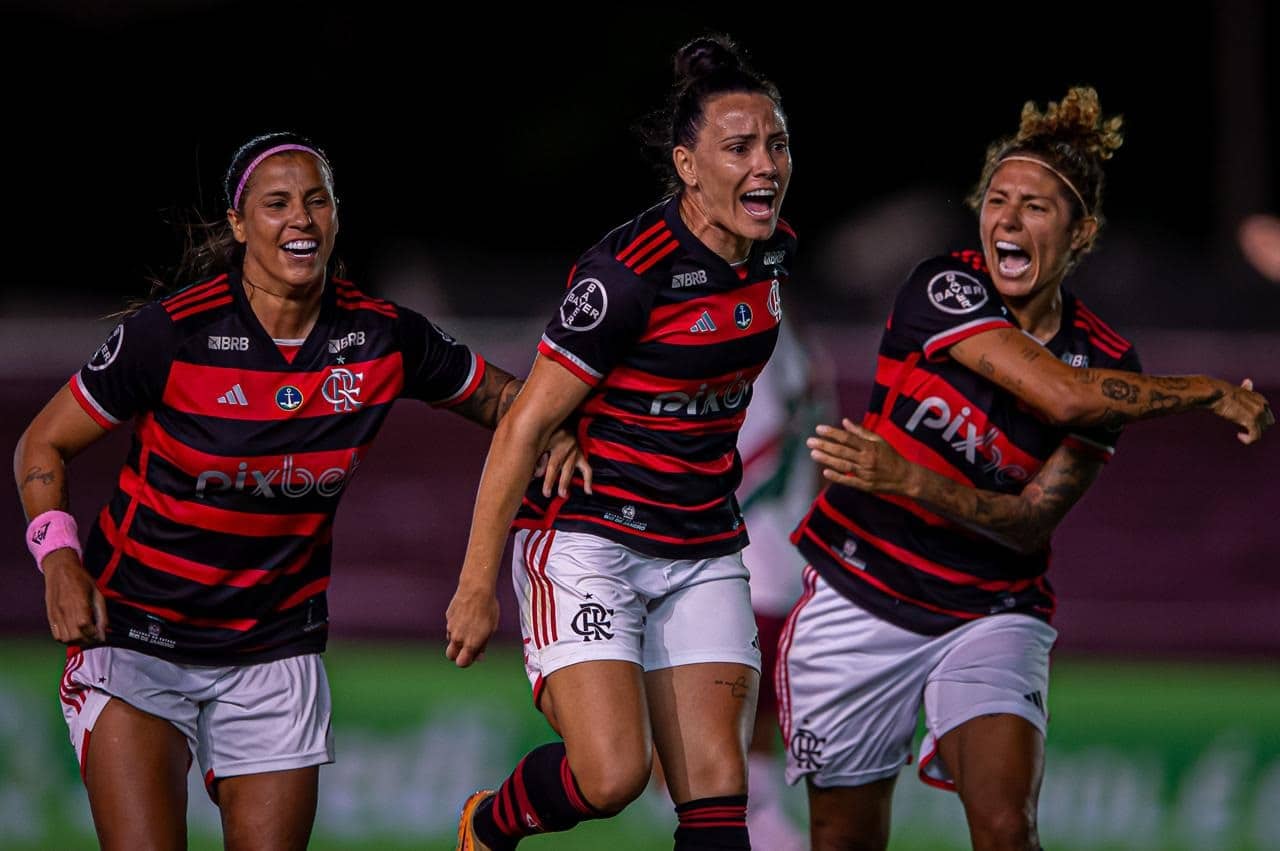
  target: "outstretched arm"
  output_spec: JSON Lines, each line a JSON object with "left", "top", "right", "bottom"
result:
{"left": 951, "top": 329, "right": 1273, "bottom": 443}
{"left": 14, "top": 385, "right": 112, "bottom": 643}
{"left": 808, "top": 418, "right": 1102, "bottom": 554}
{"left": 445, "top": 355, "right": 592, "bottom": 668}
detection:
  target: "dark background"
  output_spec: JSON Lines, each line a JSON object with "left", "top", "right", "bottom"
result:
{"left": 3, "top": 1, "right": 1279, "bottom": 326}
{"left": 3, "top": 1, "right": 1278, "bottom": 656}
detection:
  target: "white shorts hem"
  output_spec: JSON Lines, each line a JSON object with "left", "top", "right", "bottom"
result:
{"left": 930, "top": 699, "right": 1048, "bottom": 741}
{"left": 643, "top": 649, "right": 762, "bottom": 673}
{"left": 790, "top": 761, "right": 905, "bottom": 788}
{"left": 211, "top": 749, "right": 335, "bottom": 779}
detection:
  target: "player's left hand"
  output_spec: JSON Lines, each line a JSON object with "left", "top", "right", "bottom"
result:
{"left": 534, "top": 428, "right": 593, "bottom": 498}
{"left": 807, "top": 418, "right": 911, "bottom": 494}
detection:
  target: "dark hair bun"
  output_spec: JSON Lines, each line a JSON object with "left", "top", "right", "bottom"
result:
{"left": 673, "top": 35, "right": 744, "bottom": 86}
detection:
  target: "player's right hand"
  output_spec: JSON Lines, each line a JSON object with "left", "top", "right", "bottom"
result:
{"left": 43, "top": 550, "right": 107, "bottom": 644}
{"left": 1211, "top": 378, "right": 1274, "bottom": 445}
{"left": 445, "top": 584, "right": 500, "bottom": 668}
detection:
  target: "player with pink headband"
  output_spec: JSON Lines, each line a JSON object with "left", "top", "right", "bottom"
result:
{"left": 778, "top": 88, "right": 1272, "bottom": 850}
{"left": 14, "top": 130, "right": 584, "bottom": 850}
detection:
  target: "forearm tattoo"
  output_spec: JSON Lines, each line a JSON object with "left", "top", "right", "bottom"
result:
{"left": 1102, "top": 378, "right": 1140, "bottom": 402}
{"left": 455, "top": 368, "right": 520, "bottom": 428}
{"left": 20, "top": 465, "right": 69, "bottom": 510}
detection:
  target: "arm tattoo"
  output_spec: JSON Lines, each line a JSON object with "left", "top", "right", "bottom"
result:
{"left": 22, "top": 466, "right": 56, "bottom": 487}
{"left": 1102, "top": 378, "right": 1140, "bottom": 402}
{"left": 454, "top": 366, "right": 520, "bottom": 429}
{"left": 977, "top": 355, "right": 996, "bottom": 377}
{"left": 1145, "top": 390, "right": 1182, "bottom": 411}
{"left": 495, "top": 379, "right": 522, "bottom": 422}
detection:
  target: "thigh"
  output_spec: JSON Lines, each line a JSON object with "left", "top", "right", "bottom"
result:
{"left": 218, "top": 766, "right": 320, "bottom": 851}
{"left": 807, "top": 777, "right": 896, "bottom": 851}
{"left": 84, "top": 696, "right": 191, "bottom": 851}
{"left": 936, "top": 713, "right": 1044, "bottom": 821}
{"left": 646, "top": 661, "right": 758, "bottom": 805}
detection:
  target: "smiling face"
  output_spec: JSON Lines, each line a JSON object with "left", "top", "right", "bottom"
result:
{"left": 979, "top": 158, "right": 1096, "bottom": 306}
{"left": 227, "top": 152, "right": 338, "bottom": 293}
{"left": 673, "top": 91, "right": 792, "bottom": 261}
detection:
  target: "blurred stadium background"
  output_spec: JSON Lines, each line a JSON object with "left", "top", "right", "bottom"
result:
{"left": 2, "top": 2, "right": 1278, "bottom": 848}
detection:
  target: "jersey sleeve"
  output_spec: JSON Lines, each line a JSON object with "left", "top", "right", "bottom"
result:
{"left": 69, "top": 303, "right": 177, "bottom": 429}
{"left": 888, "top": 255, "right": 1015, "bottom": 361}
{"left": 397, "top": 307, "right": 486, "bottom": 407}
{"left": 1062, "top": 343, "right": 1143, "bottom": 462}
{"left": 536, "top": 251, "right": 652, "bottom": 386}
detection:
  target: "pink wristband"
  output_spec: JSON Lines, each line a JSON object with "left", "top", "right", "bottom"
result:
{"left": 26, "top": 510, "right": 82, "bottom": 574}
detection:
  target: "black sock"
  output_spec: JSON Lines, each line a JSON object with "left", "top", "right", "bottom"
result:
{"left": 472, "top": 742, "right": 602, "bottom": 849}
{"left": 673, "top": 794, "right": 750, "bottom": 850}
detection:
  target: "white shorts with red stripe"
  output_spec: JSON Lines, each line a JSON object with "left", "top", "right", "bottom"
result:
{"left": 513, "top": 529, "right": 761, "bottom": 701}
{"left": 60, "top": 646, "right": 333, "bottom": 787}
{"left": 776, "top": 566, "right": 1056, "bottom": 791}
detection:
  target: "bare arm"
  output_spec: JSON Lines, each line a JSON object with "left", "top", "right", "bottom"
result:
{"left": 450, "top": 363, "right": 523, "bottom": 429}
{"left": 14, "top": 385, "right": 113, "bottom": 643}
{"left": 808, "top": 419, "right": 1102, "bottom": 554}
{"left": 445, "top": 355, "right": 592, "bottom": 667}
{"left": 951, "top": 328, "right": 1273, "bottom": 443}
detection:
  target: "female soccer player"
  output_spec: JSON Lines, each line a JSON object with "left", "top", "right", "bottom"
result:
{"left": 15, "top": 132, "right": 580, "bottom": 851}
{"left": 780, "top": 88, "right": 1273, "bottom": 851}
{"left": 449, "top": 35, "right": 793, "bottom": 850}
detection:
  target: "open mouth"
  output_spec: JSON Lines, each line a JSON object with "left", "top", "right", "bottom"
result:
{"left": 995, "top": 240, "right": 1032, "bottom": 277}
{"left": 282, "top": 239, "right": 319, "bottom": 258}
{"left": 741, "top": 188, "right": 777, "bottom": 220}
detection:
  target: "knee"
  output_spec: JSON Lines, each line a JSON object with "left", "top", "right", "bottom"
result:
{"left": 967, "top": 803, "right": 1038, "bottom": 851}
{"left": 810, "top": 814, "right": 889, "bottom": 851}
{"left": 572, "top": 755, "right": 651, "bottom": 815}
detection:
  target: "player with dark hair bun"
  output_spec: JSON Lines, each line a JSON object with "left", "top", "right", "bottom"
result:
{"left": 781, "top": 88, "right": 1272, "bottom": 850}
{"left": 15, "top": 131, "right": 582, "bottom": 851}
{"left": 450, "top": 35, "right": 793, "bottom": 850}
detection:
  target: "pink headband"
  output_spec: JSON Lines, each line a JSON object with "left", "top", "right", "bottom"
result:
{"left": 232, "top": 144, "right": 326, "bottom": 209}
{"left": 997, "top": 155, "right": 1091, "bottom": 216}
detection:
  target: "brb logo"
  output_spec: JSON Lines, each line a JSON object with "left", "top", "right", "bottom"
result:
{"left": 322, "top": 367, "right": 364, "bottom": 413}
{"left": 195, "top": 452, "right": 361, "bottom": 500}
{"left": 571, "top": 602, "right": 615, "bottom": 641}
{"left": 560, "top": 278, "right": 608, "bottom": 331}
{"left": 904, "top": 397, "right": 1028, "bottom": 484}
{"left": 649, "top": 372, "right": 752, "bottom": 417}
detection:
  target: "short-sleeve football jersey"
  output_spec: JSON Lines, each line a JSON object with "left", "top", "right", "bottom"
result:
{"left": 520, "top": 197, "right": 798, "bottom": 559}
{"left": 792, "top": 251, "right": 1142, "bottom": 634}
{"left": 70, "top": 269, "right": 483, "bottom": 663}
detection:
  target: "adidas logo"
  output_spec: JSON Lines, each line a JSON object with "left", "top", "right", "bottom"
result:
{"left": 217, "top": 384, "right": 248, "bottom": 406}
{"left": 689, "top": 311, "right": 717, "bottom": 333}
{"left": 1023, "top": 691, "right": 1046, "bottom": 713}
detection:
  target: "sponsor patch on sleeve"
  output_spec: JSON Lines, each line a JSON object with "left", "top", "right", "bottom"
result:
{"left": 927, "top": 270, "right": 990, "bottom": 315}
{"left": 87, "top": 324, "right": 125, "bottom": 371}
{"left": 559, "top": 278, "right": 608, "bottom": 331}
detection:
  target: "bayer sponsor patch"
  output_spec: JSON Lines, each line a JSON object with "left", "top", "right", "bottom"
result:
{"left": 560, "top": 278, "right": 608, "bottom": 331}
{"left": 87, "top": 324, "right": 125, "bottom": 371}
{"left": 927, "top": 270, "right": 990, "bottom": 315}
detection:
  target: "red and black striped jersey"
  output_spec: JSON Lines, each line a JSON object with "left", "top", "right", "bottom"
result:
{"left": 69, "top": 269, "right": 483, "bottom": 664}
{"left": 519, "top": 196, "right": 797, "bottom": 558}
{"left": 792, "top": 252, "right": 1142, "bottom": 635}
